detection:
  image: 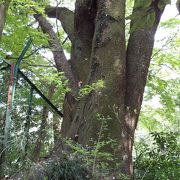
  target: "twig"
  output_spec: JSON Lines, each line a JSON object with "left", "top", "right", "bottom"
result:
{"left": 151, "top": 32, "right": 178, "bottom": 59}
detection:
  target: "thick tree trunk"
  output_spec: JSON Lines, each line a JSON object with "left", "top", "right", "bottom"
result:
{"left": 60, "top": 0, "right": 165, "bottom": 179}
{"left": 124, "top": 0, "right": 165, "bottom": 175}
{"left": 34, "top": 0, "right": 166, "bottom": 179}
{"left": 61, "top": 0, "right": 127, "bottom": 178}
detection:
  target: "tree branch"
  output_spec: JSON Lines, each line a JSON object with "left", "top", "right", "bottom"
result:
{"left": 45, "top": 6, "right": 74, "bottom": 42}
{"left": 34, "top": 14, "right": 78, "bottom": 94}
{"left": 125, "top": 0, "right": 166, "bottom": 131}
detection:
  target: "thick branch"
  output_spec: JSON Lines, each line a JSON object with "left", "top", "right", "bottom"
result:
{"left": 70, "top": 0, "right": 97, "bottom": 82}
{"left": 125, "top": 0, "right": 166, "bottom": 131}
{"left": 46, "top": 3, "right": 97, "bottom": 83}
{"left": 123, "top": 1, "right": 167, "bottom": 176}
{"left": 45, "top": 6, "right": 74, "bottom": 42}
{"left": 34, "top": 14, "right": 77, "bottom": 94}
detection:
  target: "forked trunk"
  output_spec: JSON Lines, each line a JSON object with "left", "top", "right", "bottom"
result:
{"left": 37, "top": 0, "right": 166, "bottom": 179}
{"left": 60, "top": 0, "right": 165, "bottom": 178}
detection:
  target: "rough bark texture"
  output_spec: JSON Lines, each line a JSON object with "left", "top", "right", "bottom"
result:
{"left": 124, "top": 0, "right": 165, "bottom": 175}
{"left": 33, "top": 0, "right": 166, "bottom": 179}
{"left": 0, "top": 0, "right": 11, "bottom": 40}
{"left": 45, "top": 6, "right": 74, "bottom": 42}
{"left": 61, "top": 0, "right": 127, "bottom": 177}
{"left": 34, "top": 14, "right": 78, "bottom": 94}
{"left": 59, "top": 0, "right": 98, "bottom": 148}
{"left": 70, "top": 0, "right": 97, "bottom": 83}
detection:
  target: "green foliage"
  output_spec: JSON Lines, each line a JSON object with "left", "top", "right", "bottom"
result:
{"left": 78, "top": 80, "right": 105, "bottom": 98}
{"left": 1, "top": 14, "right": 48, "bottom": 57}
{"left": 62, "top": 114, "right": 125, "bottom": 179}
{"left": 10, "top": 0, "right": 48, "bottom": 14}
{"left": 0, "top": 0, "right": 10, "bottom": 4}
{"left": 134, "top": 132, "right": 180, "bottom": 180}
{"left": 0, "top": 61, "right": 67, "bottom": 178}
{"left": 44, "top": 160, "right": 90, "bottom": 180}
{"left": 139, "top": 44, "right": 180, "bottom": 131}
{"left": 58, "top": 29, "right": 72, "bottom": 54}
{"left": 160, "top": 18, "right": 180, "bottom": 28}
{"left": 63, "top": 140, "right": 117, "bottom": 179}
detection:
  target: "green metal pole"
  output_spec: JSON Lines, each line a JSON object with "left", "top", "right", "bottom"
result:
{"left": 11, "top": 37, "right": 33, "bottom": 108}
{"left": 4, "top": 38, "right": 32, "bottom": 155}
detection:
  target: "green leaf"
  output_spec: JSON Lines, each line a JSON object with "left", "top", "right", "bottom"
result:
{"left": 160, "top": 18, "right": 180, "bottom": 28}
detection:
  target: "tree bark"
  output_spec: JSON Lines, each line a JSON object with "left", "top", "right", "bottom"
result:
{"left": 61, "top": 0, "right": 127, "bottom": 178}
{"left": 124, "top": 0, "right": 165, "bottom": 175}
{"left": 35, "top": 0, "right": 167, "bottom": 179}
{"left": 34, "top": 14, "right": 78, "bottom": 94}
{"left": 45, "top": 6, "right": 74, "bottom": 42}
{"left": 0, "top": 0, "right": 11, "bottom": 40}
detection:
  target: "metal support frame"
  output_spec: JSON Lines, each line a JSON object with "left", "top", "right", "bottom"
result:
{"left": 3, "top": 38, "right": 33, "bottom": 157}
{"left": 0, "top": 54, "right": 63, "bottom": 117}
{"left": 0, "top": 37, "right": 63, "bottom": 163}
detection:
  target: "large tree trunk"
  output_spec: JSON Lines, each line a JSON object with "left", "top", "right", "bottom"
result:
{"left": 60, "top": 0, "right": 165, "bottom": 179}
{"left": 35, "top": 0, "right": 166, "bottom": 179}
{"left": 61, "top": 0, "right": 126, "bottom": 177}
